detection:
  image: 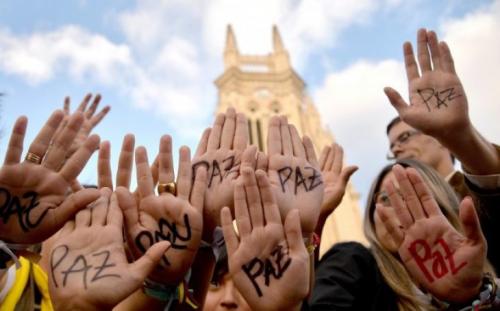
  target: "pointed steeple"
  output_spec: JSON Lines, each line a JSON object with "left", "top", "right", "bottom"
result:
{"left": 224, "top": 24, "right": 239, "bottom": 69}
{"left": 272, "top": 25, "right": 285, "bottom": 52}
{"left": 225, "top": 24, "right": 239, "bottom": 53}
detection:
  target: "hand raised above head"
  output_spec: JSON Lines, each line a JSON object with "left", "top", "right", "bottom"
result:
{"left": 192, "top": 107, "right": 249, "bottom": 241}
{"left": 384, "top": 29, "right": 469, "bottom": 140}
{"left": 0, "top": 111, "right": 100, "bottom": 244}
{"left": 116, "top": 135, "right": 207, "bottom": 285}
{"left": 221, "top": 169, "right": 309, "bottom": 311}
{"left": 376, "top": 165, "right": 486, "bottom": 303}
{"left": 266, "top": 115, "right": 324, "bottom": 237}
{"left": 48, "top": 188, "right": 170, "bottom": 311}
{"left": 58, "top": 93, "right": 110, "bottom": 158}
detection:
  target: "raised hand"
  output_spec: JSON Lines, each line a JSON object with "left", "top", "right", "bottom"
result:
{"left": 376, "top": 165, "right": 486, "bottom": 303}
{"left": 221, "top": 168, "right": 309, "bottom": 311}
{"left": 48, "top": 188, "right": 170, "bottom": 311}
{"left": 116, "top": 136, "right": 207, "bottom": 285}
{"left": 317, "top": 144, "right": 357, "bottom": 229}
{"left": 267, "top": 116, "right": 323, "bottom": 236}
{"left": 0, "top": 111, "right": 100, "bottom": 243}
{"left": 192, "top": 107, "right": 248, "bottom": 241}
{"left": 384, "top": 29, "right": 469, "bottom": 139}
{"left": 60, "top": 93, "right": 110, "bottom": 158}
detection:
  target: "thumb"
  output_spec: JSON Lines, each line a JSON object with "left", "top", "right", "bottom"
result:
{"left": 340, "top": 166, "right": 358, "bottom": 184}
{"left": 384, "top": 87, "right": 408, "bottom": 114}
{"left": 129, "top": 241, "right": 171, "bottom": 282}
{"left": 55, "top": 188, "right": 100, "bottom": 227}
{"left": 459, "top": 197, "right": 485, "bottom": 245}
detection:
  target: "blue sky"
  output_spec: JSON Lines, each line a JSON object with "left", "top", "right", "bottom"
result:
{"left": 1, "top": 0, "right": 499, "bottom": 208}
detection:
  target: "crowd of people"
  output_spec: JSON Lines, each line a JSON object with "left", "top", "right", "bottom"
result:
{"left": 1, "top": 28, "right": 499, "bottom": 311}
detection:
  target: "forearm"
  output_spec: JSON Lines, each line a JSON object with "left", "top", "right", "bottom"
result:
{"left": 440, "top": 124, "right": 500, "bottom": 175}
{"left": 177, "top": 247, "right": 215, "bottom": 310}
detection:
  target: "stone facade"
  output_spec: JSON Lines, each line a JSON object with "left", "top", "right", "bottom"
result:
{"left": 214, "top": 25, "right": 367, "bottom": 255}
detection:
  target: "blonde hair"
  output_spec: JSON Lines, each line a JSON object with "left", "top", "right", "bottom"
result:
{"left": 363, "top": 160, "right": 473, "bottom": 311}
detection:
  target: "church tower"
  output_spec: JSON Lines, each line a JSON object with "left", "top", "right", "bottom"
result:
{"left": 215, "top": 25, "right": 367, "bottom": 254}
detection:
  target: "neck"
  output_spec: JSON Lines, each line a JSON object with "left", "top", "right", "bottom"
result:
{"left": 435, "top": 158, "right": 455, "bottom": 178}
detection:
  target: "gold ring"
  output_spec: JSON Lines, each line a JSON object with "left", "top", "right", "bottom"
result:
{"left": 157, "top": 182, "right": 177, "bottom": 195}
{"left": 25, "top": 152, "right": 42, "bottom": 164}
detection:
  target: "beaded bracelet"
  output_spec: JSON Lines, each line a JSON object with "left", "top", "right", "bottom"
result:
{"left": 455, "top": 273, "right": 500, "bottom": 311}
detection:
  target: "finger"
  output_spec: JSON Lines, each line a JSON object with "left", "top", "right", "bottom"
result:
{"left": 26, "top": 110, "right": 64, "bottom": 161}
{"left": 59, "top": 219, "right": 75, "bottom": 236}
{"left": 280, "top": 116, "right": 293, "bottom": 156}
{"left": 130, "top": 241, "right": 171, "bottom": 283}
{"left": 427, "top": 30, "right": 441, "bottom": 70}
{"left": 332, "top": 144, "right": 343, "bottom": 173}
{"left": 417, "top": 28, "right": 431, "bottom": 74}
{"left": 267, "top": 116, "right": 282, "bottom": 155}
{"left": 289, "top": 125, "right": 306, "bottom": 158}
{"left": 43, "top": 112, "right": 84, "bottom": 170}
{"left": 256, "top": 151, "right": 268, "bottom": 172}
{"left": 233, "top": 113, "right": 248, "bottom": 151}
{"left": 256, "top": 170, "right": 280, "bottom": 224}
{"left": 459, "top": 197, "right": 485, "bottom": 245}
{"left": 375, "top": 203, "right": 404, "bottom": 246}
{"left": 150, "top": 155, "right": 159, "bottom": 186}
{"left": 392, "top": 165, "right": 426, "bottom": 220}
{"left": 116, "top": 134, "right": 135, "bottom": 189}
{"left": 386, "top": 177, "right": 413, "bottom": 229}
{"left": 340, "top": 166, "right": 358, "bottom": 184}
{"left": 85, "top": 94, "right": 101, "bottom": 119}
{"left": 284, "top": 209, "right": 306, "bottom": 255}
{"left": 77, "top": 93, "right": 92, "bottom": 112}
{"left": 439, "top": 41, "right": 457, "bottom": 75}
{"left": 135, "top": 146, "right": 154, "bottom": 198}
{"left": 319, "top": 145, "right": 331, "bottom": 171}
{"left": 58, "top": 188, "right": 100, "bottom": 228}
{"left": 176, "top": 146, "right": 192, "bottom": 200}
{"left": 70, "top": 180, "right": 83, "bottom": 192}
{"left": 98, "top": 141, "right": 113, "bottom": 189}
{"left": 63, "top": 97, "right": 70, "bottom": 114}
{"left": 234, "top": 181, "right": 251, "bottom": 238}
{"left": 59, "top": 134, "right": 100, "bottom": 182}
{"left": 4, "top": 116, "right": 27, "bottom": 165}
{"left": 221, "top": 206, "right": 238, "bottom": 256}
{"left": 158, "top": 135, "right": 174, "bottom": 185}
{"left": 240, "top": 145, "right": 257, "bottom": 170}
{"left": 75, "top": 208, "right": 92, "bottom": 228}
{"left": 91, "top": 188, "right": 111, "bottom": 226}
{"left": 323, "top": 145, "right": 334, "bottom": 171}
{"left": 220, "top": 107, "right": 236, "bottom": 149}
{"left": 403, "top": 42, "right": 419, "bottom": 81}
{"left": 190, "top": 166, "right": 207, "bottom": 212}
{"left": 242, "top": 168, "right": 264, "bottom": 228}
{"left": 303, "top": 136, "right": 319, "bottom": 168}
{"left": 90, "top": 105, "right": 110, "bottom": 127}
{"left": 116, "top": 186, "right": 140, "bottom": 230}
{"left": 194, "top": 128, "right": 211, "bottom": 158}
{"left": 406, "top": 167, "right": 441, "bottom": 217}
{"left": 107, "top": 192, "right": 124, "bottom": 228}
{"left": 207, "top": 113, "right": 225, "bottom": 150}
{"left": 384, "top": 87, "right": 408, "bottom": 115}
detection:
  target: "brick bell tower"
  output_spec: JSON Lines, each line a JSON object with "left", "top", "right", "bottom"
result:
{"left": 215, "top": 25, "right": 366, "bottom": 254}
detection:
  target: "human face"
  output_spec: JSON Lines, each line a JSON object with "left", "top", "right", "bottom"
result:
{"left": 387, "top": 121, "right": 445, "bottom": 168}
{"left": 373, "top": 172, "right": 400, "bottom": 253}
{"left": 204, "top": 274, "right": 251, "bottom": 311}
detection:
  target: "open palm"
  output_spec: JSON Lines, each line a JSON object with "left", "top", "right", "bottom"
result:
{"left": 0, "top": 112, "right": 100, "bottom": 243}
{"left": 377, "top": 165, "right": 485, "bottom": 303}
{"left": 267, "top": 116, "right": 323, "bottom": 236}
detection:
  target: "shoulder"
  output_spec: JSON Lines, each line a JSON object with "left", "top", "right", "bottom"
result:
{"left": 320, "top": 241, "right": 374, "bottom": 266}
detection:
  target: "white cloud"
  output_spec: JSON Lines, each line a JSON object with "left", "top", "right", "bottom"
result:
{"left": 0, "top": 26, "right": 132, "bottom": 85}
{"left": 441, "top": 0, "right": 500, "bottom": 144}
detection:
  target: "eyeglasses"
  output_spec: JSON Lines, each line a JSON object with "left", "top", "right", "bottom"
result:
{"left": 386, "top": 130, "right": 420, "bottom": 160}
